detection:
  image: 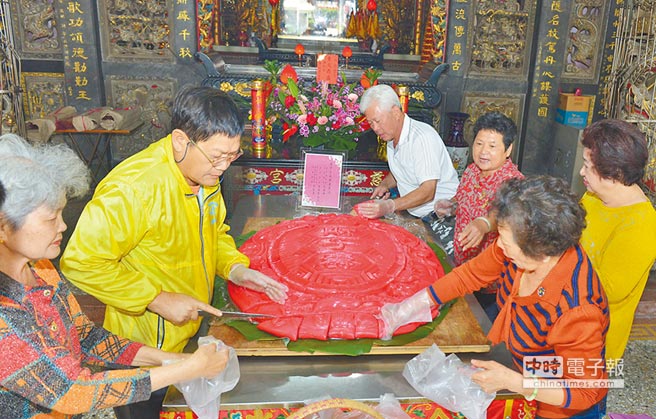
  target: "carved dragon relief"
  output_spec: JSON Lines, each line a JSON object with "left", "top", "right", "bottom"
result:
{"left": 469, "top": 1, "right": 531, "bottom": 77}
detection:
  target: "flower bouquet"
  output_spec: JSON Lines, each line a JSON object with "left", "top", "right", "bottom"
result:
{"left": 263, "top": 60, "right": 374, "bottom": 153}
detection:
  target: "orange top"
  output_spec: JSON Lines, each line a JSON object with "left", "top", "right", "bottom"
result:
{"left": 428, "top": 242, "right": 609, "bottom": 418}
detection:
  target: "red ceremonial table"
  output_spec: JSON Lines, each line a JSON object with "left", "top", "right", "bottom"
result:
{"left": 161, "top": 195, "right": 536, "bottom": 418}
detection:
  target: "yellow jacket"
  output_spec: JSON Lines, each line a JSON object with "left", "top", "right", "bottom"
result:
{"left": 61, "top": 135, "right": 249, "bottom": 352}
{"left": 580, "top": 192, "right": 656, "bottom": 360}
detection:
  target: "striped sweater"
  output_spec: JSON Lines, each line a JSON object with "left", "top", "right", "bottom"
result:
{"left": 428, "top": 242, "right": 609, "bottom": 419}
{"left": 0, "top": 260, "right": 151, "bottom": 418}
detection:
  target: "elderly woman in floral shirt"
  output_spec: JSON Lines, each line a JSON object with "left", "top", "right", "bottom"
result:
{"left": 434, "top": 112, "right": 523, "bottom": 320}
{"left": 0, "top": 134, "right": 229, "bottom": 419}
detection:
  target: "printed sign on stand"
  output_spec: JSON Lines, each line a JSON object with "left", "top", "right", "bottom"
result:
{"left": 301, "top": 149, "right": 345, "bottom": 210}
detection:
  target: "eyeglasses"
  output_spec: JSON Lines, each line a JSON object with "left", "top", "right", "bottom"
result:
{"left": 189, "top": 140, "right": 243, "bottom": 169}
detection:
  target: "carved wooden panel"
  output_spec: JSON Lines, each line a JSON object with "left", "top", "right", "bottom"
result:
{"left": 469, "top": 0, "right": 534, "bottom": 77}
{"left": 562, "top": 1, "right": 607, "bottom": 81}
{"left": 106, "top": 77, "right": 176, "bottom": 158}
{"left": 98, "top": 0, "right": 174, "bottom": 61}
{"left": 9, "top": 0, "right": 62, "bottom": 59}
{"left": 20, "top": 72, "right": 66, "bottom": 120}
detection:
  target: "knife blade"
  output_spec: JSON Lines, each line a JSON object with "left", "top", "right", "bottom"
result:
{"left": 198, "top": 310, "right": 275, "bottom": 319}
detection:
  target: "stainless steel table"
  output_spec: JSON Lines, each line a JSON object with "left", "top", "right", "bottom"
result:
{"left": 163, "top": 194, "right": 515, "bottom": 411}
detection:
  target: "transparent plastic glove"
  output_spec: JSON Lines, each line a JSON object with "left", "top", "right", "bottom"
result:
{"left": 229, "top": 264, "right": 288, "bottom": 303}
{"left": 403, "top": 344, "right": 495, "bottom": 419}
{"left": 380, "top": 290, "right": 433, "bottom": 340}
{"left": 169, "top": 337, "right": 240, "bottom": 419}
{"left": 354, "top": 199, "right": 395, "bottom": 219}
{"left": 433, "top": 199, "right": 456, "bottom": 217}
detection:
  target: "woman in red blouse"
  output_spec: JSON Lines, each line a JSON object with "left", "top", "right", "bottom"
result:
{"left": 434, "top": 112, "right": 523, "bottom": 320}
{"left": 0, "top": 134, "right": 230, "bottom": 419}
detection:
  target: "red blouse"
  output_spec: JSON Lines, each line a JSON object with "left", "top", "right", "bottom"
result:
{"left": 453, "top": 158, "right": 523, "bottom": 267}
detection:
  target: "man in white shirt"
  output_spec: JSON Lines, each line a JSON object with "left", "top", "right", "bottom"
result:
{"left": 356, "top": 84, "right": 459, "bottom": 219}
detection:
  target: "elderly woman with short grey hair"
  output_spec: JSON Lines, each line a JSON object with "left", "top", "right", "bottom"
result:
{"left": 0, "top": 134, "right": 229, "bottom": 419}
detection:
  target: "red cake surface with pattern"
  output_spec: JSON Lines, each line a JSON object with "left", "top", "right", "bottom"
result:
{"left": 228, "top": 213, "right": 444, "bottom": 340}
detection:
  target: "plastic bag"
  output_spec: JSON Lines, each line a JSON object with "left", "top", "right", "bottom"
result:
{"left": 403, "top": 344, "right": 494, "bottom": 419}
{"left": 374, "top": 393, "right": 411, "bottom": 419}
{"left": 170, "top": 336, "right": 240, "bottom": 419}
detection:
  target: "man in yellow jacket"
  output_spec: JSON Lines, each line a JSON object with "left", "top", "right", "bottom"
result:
{"left": 61, "top": 86, "right": 288, "bottom": 419}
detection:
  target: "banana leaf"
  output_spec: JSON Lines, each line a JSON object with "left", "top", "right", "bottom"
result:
{"left": 212, "top": 229, "right": 454, "bottom": 355}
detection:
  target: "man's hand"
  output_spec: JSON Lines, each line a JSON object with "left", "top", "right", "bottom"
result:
{"left": 433, "top": 199, "right": 456, "bottom": 217}
{"left": 458, "top": 217, "right": 490, "bottom": 250}
{"left": 370, "top": 185, "right": 391, "bottom": 200}
{"left": 147, "top": 291, "right": 223, "bottom": 325}
{"left": 379, "top": 290, "right": 433, "bottom": 340}
{"left": 229, "top": 264, "right": 288, "bottom": 303}
{"left": 354, "top": 199, "right": 395, "bottom": 219}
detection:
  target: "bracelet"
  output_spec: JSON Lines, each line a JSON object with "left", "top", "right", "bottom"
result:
{"left": 525, "top": 375, "right": 539, "bottom": 401}
{"left": 475, "top": 216, "right": 492, "bottom": 232}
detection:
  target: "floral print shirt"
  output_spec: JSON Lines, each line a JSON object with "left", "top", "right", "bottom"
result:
{"left": 0, "top": 259, "right": 150, "bottom": 418}
{"left": 454, "top": 159, "right": 523, "bottom": 269}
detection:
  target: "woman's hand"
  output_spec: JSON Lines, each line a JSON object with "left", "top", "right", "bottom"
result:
{"left": 186, "top": 343, "right": 230, "bottom": 379}
{"left": 470, "top": 359, "right": 524, "bottom": 394}
{"left": 458, "top": 218, "right": 489, "bottom": 250}
{"left": 149, "top": 343, "right": 230, "bottom": 390}
{"left": 229, "top": 264, "right": 288, "bottom": 303}
{"left": 379, "top": 290, "right": 433, "bottom": 340}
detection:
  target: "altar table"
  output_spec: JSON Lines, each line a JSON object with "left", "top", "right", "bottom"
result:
{"left": 55, "top": 119, "right": 143, "bottom": 185}
{"left": 161, "top": 195, "right": 534, "bottom": 418}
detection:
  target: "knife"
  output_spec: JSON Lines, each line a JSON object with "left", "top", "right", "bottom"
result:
{"left": 198, "top": 310, "right": 275, "bottom": 319}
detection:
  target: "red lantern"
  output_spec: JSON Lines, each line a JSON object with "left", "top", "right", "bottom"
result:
{"left": 366, "top": 0, "right": 377, "bottom": 12}
{"left": 342, "top": 46, "right": 353, "bottom": 58}
{"left": 294, "top": 43, "right": 305, "bottom": 66}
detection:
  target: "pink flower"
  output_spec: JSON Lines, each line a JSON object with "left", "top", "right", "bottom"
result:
{"left": 347, "top": 93, "right": 359, "bottom": 102}
{"left": 297, "top": 114, "right": 308, "bottom": 125}
{"left": 317, "top": 116, "right": 329, "bottom": 125}
{"left": 332, "top": 99, "right": 343, "bottom": 109}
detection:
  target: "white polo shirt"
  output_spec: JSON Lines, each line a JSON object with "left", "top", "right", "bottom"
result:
{"left": 386, "top": 114, "right": 459, "bottom": 217}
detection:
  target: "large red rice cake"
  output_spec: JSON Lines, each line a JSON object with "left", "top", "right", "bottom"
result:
{"left": 227, "top": 213, "right": 444, "bottom": 340}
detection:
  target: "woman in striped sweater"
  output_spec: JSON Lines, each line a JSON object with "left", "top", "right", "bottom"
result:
{"left": 382, "top": 176, "right": 609, "bottom": 419}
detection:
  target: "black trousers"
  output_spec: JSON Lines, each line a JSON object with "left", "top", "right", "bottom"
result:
{"left": 113, "top": 386, "right": 168, "bottom": 419}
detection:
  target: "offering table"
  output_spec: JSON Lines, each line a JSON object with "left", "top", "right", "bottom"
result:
{"left": 161, "top": 195, "right": 536, "bottom": 418}
{"left": 221, "top": 131, "right": 390, "bottom": 217}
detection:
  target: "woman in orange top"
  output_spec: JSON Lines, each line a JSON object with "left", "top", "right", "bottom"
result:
{"left": 382, "top": 176, "right": 609, "bottom": 419}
